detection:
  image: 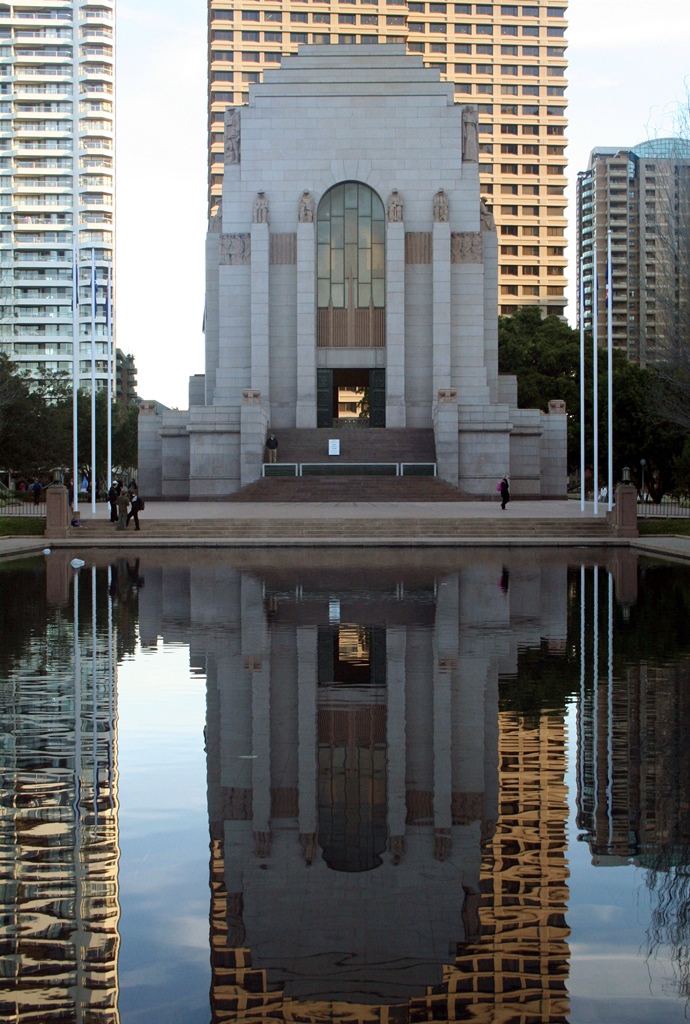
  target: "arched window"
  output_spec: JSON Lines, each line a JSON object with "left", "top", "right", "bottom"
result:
{"left": 316, "top": 181, "right": 385, "bottom": 348}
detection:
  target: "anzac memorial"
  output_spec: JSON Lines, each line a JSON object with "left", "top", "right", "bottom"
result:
{"left": 139, "top": 46, "right": 566, "bottom": 500}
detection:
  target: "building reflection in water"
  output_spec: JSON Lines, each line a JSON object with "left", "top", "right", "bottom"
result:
{"left": 1, "top": 559, "right": 122, "bottom": 1023}
{"left": 136, "top": 551, "right": 588, "bottom": 1023}
{"left": 6, "top": 548, "right": 682, "bottom": 1022}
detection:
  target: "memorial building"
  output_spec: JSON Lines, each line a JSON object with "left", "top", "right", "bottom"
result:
{"left": 139, "top": 46, "right": 566, "bottom": 499}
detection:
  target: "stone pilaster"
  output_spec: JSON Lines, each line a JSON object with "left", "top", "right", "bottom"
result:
{"left": 433, "top": 575, "right": 456, "bottom": 838}
{"left": 297, "top": 626, "right": 318, "bottom": 840}
{"left": 385, "top": 220, "right": 406, "bottom": 427}
{"left": 432, "top": 220, "right": 451, "bottom": 399}
{"left": 251, "top": 221, "right": 270, "bottom": 398}
{"left": 240, "top": 388, "right": 268, "bottom": 489}
{"left": 386, "top": 627, "right": 407, "bottom": 847}
{"left": 433, "top": 388, "right": 459, "bottom": 487}
{"left": 296, "top": 220, "right": 316, "bottom": 427}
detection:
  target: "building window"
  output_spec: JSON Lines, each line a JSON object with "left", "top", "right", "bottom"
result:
{"left": 317, "top": 181, "right": 385, "bottom": 310}
{"left": 265, "top": 10, "right": 282, "bottom": 21}
{"left": 241, "top": 10, "right": 259, "bottom": 20}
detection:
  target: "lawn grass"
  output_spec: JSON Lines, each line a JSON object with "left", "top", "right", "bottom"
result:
{"left": 638, "top": 518, "right": 690, "bottom": 537}
{"left": 0, "top": 517, "right": 45, "bottom": 537}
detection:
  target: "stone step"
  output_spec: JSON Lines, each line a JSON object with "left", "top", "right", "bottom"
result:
{"left": 74, "top": 518, "right": 612, "bottom": 540}
{"left": 230, "top": 476, "right": 462, "bottom": 503}
{"left": 269, "top": 428, "right": 436, "bottom": 466}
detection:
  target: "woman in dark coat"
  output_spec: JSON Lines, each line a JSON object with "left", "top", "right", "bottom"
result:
{"left": 500, "top": 476, "right": 510, "bottom": 510}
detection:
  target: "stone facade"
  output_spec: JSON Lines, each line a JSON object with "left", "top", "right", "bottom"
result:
{"left": 140, "top": 46, "right": 566, "bottom": 499}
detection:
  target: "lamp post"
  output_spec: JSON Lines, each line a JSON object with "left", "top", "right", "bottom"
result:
{"left": 640, "top": 459, "right": 646, "bottom": 503}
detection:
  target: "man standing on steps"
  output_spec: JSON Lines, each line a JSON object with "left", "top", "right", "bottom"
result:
{"left": 500, "top": 476, "right": 510, "bottom": 511}
{"left": 265, "top": 432, "right": 278, "bottom": 464}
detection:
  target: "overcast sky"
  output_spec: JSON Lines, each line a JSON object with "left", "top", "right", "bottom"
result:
{"left": 116, "top": 0, "right": 690, "bottom": 408}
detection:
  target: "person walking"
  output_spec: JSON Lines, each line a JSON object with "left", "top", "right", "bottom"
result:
{"left": 31, "top": 478, "right": 42, "bottom": 506}
{"left": 265, "top": 432, "right": 278, "bottom": 464}
{"left": 499, "top": 475, "right": 510, "bottom": 510}
{"left": 116, "top": 487, "right": 130, "bottom": 531}
{"left": 126, "top": 480, "right": 141, "bottom": 531}
{"left": 107, "top": 481, "right": 119, "bottom": 523}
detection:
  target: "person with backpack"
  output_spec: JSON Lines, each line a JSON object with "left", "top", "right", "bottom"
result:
{"left": 126, "top": 480, "right": 142, "bottom": 531}
{"left": 499, "top": 476, "right": 510, "bottom": 511}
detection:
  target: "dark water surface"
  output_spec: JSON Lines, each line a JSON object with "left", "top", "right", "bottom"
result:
{"left": 1, "top": 548, "right": 690, "bottom": 1024}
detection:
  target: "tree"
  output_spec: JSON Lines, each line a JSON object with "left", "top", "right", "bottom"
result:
{"left": 498, "top": 307, "right": 689, "bottom": 496}
{"left": 0, "top": 357, "right": 138, "bottom": 484}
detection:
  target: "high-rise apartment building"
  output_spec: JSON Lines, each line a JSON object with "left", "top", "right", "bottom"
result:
{"left": 576, "top": 139, "right": 690, "bottom": 367}
{"left": 207, "top": 0, "right": 568, "bottom": 317}
{"left": 0, "top": 0, "right": 114, "bottom": 389}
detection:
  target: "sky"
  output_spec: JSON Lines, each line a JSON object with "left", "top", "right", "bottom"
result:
{"left": 116, "top": 0, "right": 690, "bottom": 409}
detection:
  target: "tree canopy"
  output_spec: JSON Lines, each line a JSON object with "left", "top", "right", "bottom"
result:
{"left": 498, "top": 307, "right": 689, "bottom": 496}
{"left": 0, "top": 354, "right": 138, "bottom": 486}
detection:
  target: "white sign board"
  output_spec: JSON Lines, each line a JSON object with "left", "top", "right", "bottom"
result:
{"left": 328, "top": 439, "right": 340, "bottom": 456}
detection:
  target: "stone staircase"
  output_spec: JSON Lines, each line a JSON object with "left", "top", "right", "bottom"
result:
{"left": 67, "top": 516, "right": 613, "bottom": 542}
{"left": 267, "top": 427, "right": 436, "bottom": 467}
{"left": 229, "top": 476, "right": 463, "bottom": 502}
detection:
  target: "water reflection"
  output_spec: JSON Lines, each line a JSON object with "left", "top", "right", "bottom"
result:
{"left": 1, "top": 549, "right": 690, "bottom": 1022}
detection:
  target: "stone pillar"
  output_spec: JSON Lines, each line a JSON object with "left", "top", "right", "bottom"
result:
{"left": 251, "top": 220, "right": 270, "bottom": 397}
{"left": 241, "top": 575, "right": 271, "bottom": 853}
{"left": 433, "top": 575, "right": 456, "bottom": 848}
{"left": 610, "top": 481, "right": 638, "bottom": 538}
{"left": 386, "top": 627, "right": 406, "bottom": 851}
{"left": 296, "top": 219, "right": 316, "bottom": 427}
{"left": 385, "top": 219, "right": 406, "bottom": 427}
{"left": 432, "top": 219, "right": 451, "bottom": 398}
{"left": 240, "top": 388, "right": 268, "bottom": 489}
{"left": 44, "top": 484, "right": 70, "bottom": 539}
{"left": 433, "top": 388, "right": 459, "bottom": 487}
{"left": 297, "top": 626, "right": 318, "bottom": 856}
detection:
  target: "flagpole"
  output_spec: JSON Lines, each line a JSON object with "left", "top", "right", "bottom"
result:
{"left": 580, "top": 255, "right": 585, "bottom": 512}
{"left": 90, "top": 248, "right": 96, "bottom": 516}
{"left": 72, "top": 245, "right": 79, "bottom": 515}
{"left": 592, "top": 242, "right": 599, "bottom": 517}
{"left": 106, "top": 264, "right": 112, "bottom": 489}
{"left": 607, "top": 230, "right": 613, "bottom": 511}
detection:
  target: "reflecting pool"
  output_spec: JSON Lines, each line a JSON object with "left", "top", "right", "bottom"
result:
{"left": 1, "top": 548, "right": 690, "bottom": 1024}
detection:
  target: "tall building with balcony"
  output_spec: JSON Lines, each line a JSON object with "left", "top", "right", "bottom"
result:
{"left": 0, "top": 0, "right": 114, "bottom": 390}
{"left": 208, "top": 0, "right": 568, "bottom": 318}
{"left": 576, "top": 139, "right": 690, "bottom": 367}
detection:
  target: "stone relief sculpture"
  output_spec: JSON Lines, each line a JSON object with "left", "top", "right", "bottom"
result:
{"left": 298, "top": 190, "right": 315, "bottom": 223}
{"left": 219, "top": 233, "right": 251, "bottom": 265}
{"left": 480, "top": 196, "right": 496, "bottom": 231}
{"left": 224, "top": 108, "right": 240, "bottom": 164}
{"left": 462, "top": 105, "right": 479, "bottom": 163}
{"left": 451, "top": 232, "right": 483, "bottom": 264}
{"left": 387, "top": 188, "right": 403, "bottom": 222}
{"left": 433, "top": 188, "right": 449, "bottom": 223}
{"left": 253, "top": 191, "right": 269, "bottom": 224}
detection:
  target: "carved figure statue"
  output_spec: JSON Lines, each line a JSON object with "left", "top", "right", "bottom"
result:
{"left": 433, "top": 188, "right": 449, "bottom": 223}
{"left": 298, "top": 190, "right": 314, "bottom": 223}
{"left": 253, "top": 191, "right": 269, "bottom": 224}
{"left": 224, "top": 108, "right": 240, "bottom": 164}
{"left": 387, "top": 188, "right": 403, "bottom": 222}
{"left": 480, "top": 196, "right": 496, "bottom": 231}
{"left": 462, "top": 105, "right": 479, "bottom": 163}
